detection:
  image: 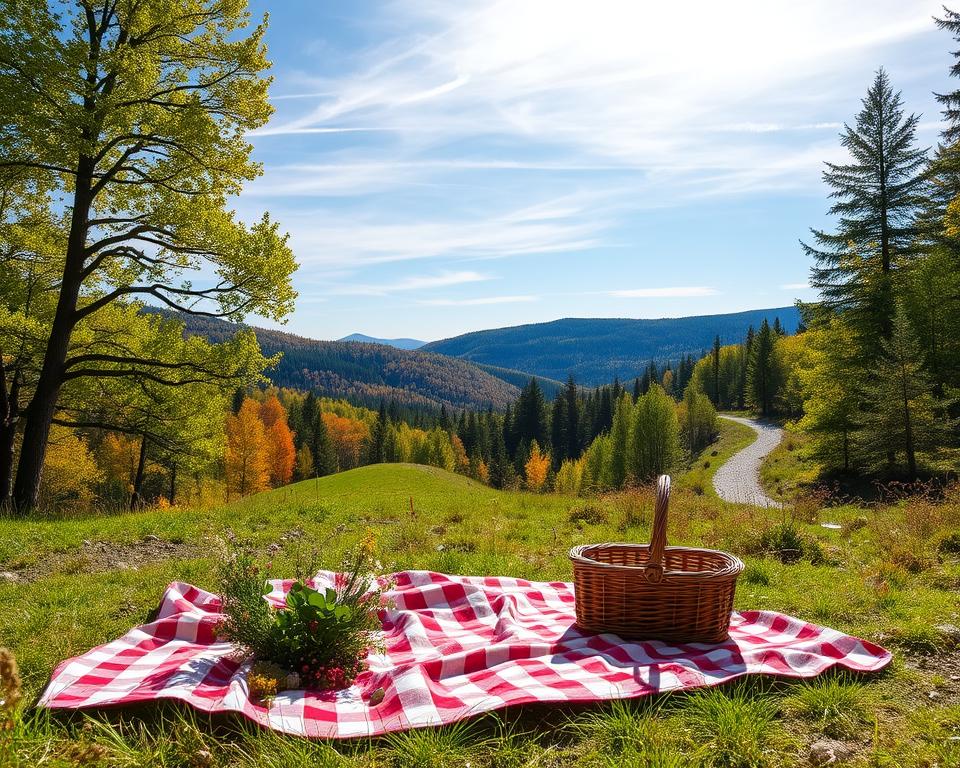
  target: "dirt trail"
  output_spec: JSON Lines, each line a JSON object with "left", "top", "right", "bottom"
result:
{"left": 712, "top": 415, "right": 783, "bottom": 507}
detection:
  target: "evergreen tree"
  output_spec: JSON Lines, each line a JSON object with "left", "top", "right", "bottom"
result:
{"left": 368, "top": 402, "right": 388, "bottom": 464}
{"left": 804, "top": 68, "right": 927, "bottom": 354}
{"left": 550, "top": 395, "right": 567, "bottom": 469}
{"left": 857, "top": 310, "right": 955, "bottom": 479}
{"left": 633, "top": 377, "right": 642, "bottom": 402}
{"left": 564, "top": 375, "right": 581, "bottom": 460}
{"left": 746, "top": 320, "right": 781, "bottom": 416}
{"left": 311, "top": 412, "right": 338, "bottom": 476}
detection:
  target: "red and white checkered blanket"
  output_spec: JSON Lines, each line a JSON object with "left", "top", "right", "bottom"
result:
{"left": 40, "top": 571, "right": 891, "bottom": 738}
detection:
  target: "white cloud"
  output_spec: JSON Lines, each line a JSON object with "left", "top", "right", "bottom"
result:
{"left": 609, "top": 287, "right": 720, "bottom": 298}
{"left": 419, "top": 295, "right": 538, "bottom": 306}
{"left": 330, "top": 270, "right": 491, "bottom": 296}
{"left": 257, "top": 0, "right": 939, "bottom": 196}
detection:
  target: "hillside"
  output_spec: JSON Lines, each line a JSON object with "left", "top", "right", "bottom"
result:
{"left": 144, "top": 309, "right": 519, "bottom": 411}
{"left": 423, "top": 306, "right": 801, "bottom": 385}
{"left": 337, "top": 333, "right": 426, "bottom": 350}
{"left": 3, "top": 461, "right": 954, "bottom": 766}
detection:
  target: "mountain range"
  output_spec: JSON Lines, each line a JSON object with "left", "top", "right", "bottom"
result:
{"left": 422, "top": 306, "right": 800, "bottom": 386}
{"left": 337, "top": 333, "right": 426, "bottom": 350}
{"left": 151, "top": 305, "right": 799, "bottom": 410}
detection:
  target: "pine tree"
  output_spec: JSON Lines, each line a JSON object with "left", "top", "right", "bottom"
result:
{"left": 632, "top": 377, "right": 642, "bottom": 402}
{"left": 369, "top": 402, "right": 388, "bottom": 464}
{"left": 804, "top": 68, "right": 927, "bottom": 353}
{"left": 564, "top": 375, "right": 581, "bottom": 460}
{"left": 746, "top": 320, "right": 781, "bottom": 416}
{"left": 311, "top": 411, "right": 338, "bottom": 476}
{"left": 857, "top": 310, "right": 955, "bottom": 479}
{"left": 550, "top": 395, "right": 567, "bottom": 469}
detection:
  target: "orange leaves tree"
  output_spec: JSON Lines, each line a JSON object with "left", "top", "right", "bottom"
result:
{"left": 524, "top": 440, "right": 551, "bottom": 492}
{"left": 259, "top": 395, "right": 295, "bottom": 486}
{"left": 225, "top": 400, "right": 270, "bottom": 498}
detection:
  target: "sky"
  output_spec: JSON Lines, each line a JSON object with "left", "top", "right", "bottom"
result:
{"left": 237, "top": 0, "right": 952, "bottom": 342}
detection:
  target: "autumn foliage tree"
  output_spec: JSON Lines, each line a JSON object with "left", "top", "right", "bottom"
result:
{"left": 259, "top": 395, "right": 295, "bottom": 485}
{"left": 524, "top": 440, "right": 550, "bottom": 491}
{"left": 225, "top": 399, "right": 270, "bottom": 498}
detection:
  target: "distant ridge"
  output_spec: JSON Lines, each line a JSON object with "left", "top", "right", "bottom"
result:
{"left": 338, "top": 333, "right": 425, "bottom": 350}
{"left": 423, "top": 306, "right": 801, "bottom": 386}
{"left": 142, "top": 308, "right": 519, "bottom": 411}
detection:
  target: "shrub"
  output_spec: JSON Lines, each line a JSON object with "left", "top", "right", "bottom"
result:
{"left": 759, "top": 523, "right": 806, "bottom": 564}
{"left": 568, "top": 504, "right": 608, "bottom": 526}
{"left": 938, "top": 532, "right": 960, "bottom": 556}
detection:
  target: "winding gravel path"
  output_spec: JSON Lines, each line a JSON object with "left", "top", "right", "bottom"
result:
{"left": 712, "top": 415, "right": 783, "bottom": 507}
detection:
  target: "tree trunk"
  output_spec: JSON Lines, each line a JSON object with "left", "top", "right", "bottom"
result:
{"left": 11, "top": 162, "right": 93, "bottom": 514}
{"left": 130, "top": 436, "right": 148, "bottom": 510}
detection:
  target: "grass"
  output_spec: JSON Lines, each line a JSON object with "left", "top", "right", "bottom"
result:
{"left": 2, "top": 456, "right": 960, "bottom": 766}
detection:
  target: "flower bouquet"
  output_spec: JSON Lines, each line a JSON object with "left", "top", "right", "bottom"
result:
{"left": 216, "top": 532, "right": 390, "bottom": 700}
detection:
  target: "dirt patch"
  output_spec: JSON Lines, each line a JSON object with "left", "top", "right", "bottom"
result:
{"left": 2, "top": 536, "right": 198, "bottom": 583}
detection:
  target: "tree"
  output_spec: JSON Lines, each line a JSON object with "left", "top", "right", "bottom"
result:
{"left": 266, "top": 419, "right": 295, "bottom": 486}
{"left": 311, "top": 410, "right": 337, "bottom": 476}
{"left": 294, "top": 444, "right": 314, "bottom": 482}
{"left": 629, "top": 384, "right": 679, "bottom": 482}
{"left": 0, "top": 1, "right": 297, "bottom": 511}
{"left": 523, "top": 440, "right": 550, "bottom": 491}
{"left": 746, "top": 320, "right": 782, "bottom": 416}
{"left": 797, "top": 317, "right": 864, "bottom": 472}
{"left": 857, "top": 310, "right": 954, "bottom": 479}
{"left": 513, "top": 379, "right": 549, "bottom": 449}
{"left": 608, "top": 393, "right": 633, "bottom": 489}
{"left": 712, "top": 335, "right": 722, "bottom": 405}
{"left": 803, "top": 68, "right": 927, "bottom": 355}
{"left": 225, "top": 399, "right": 270, "bottom": 498}
{"left": 679, "top": 385, "right": 717, "bottom": 456}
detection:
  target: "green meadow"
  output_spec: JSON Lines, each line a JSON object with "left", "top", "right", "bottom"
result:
{"left": 3, "top": 424, "right": 960, "bottom": 767}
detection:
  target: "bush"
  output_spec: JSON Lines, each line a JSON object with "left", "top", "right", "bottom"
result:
{"left": 938, "top": 532, "right": 960, "bottom": 556}
{"left": 759, "top": 523, "right": 806, "bottom": 564}
{"left": 568, "top": 504, "right": 608, "bottom": 526}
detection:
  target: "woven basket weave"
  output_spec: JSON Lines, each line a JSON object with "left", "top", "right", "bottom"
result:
{"left": 569, "top": 475, "right": 743, "bottom": 643}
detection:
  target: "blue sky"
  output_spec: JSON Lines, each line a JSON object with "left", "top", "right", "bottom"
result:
{"left": 237, "top": 0, "right": 951, "bottom": 342}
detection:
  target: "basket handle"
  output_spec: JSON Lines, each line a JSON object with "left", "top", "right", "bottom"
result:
{"left": 644, "top": 475, "right": 671, "bottom": 581}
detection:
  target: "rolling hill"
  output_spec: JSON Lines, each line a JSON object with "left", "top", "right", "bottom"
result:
{"left": 337, "top": 333, "right": 426, "bottom": 350}
{"left": 422, "top": 306, "right": 801, "bottom": 385}
{"left": 144, "top": 309, "right": 520, "bottom": 411}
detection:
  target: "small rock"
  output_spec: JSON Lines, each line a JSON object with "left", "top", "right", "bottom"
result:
{"left": 194, "top": 748, "right": 214, "bottom": 767}
{"left": 0, "top": 571, "right": 18, "bottom": 583}
{"left": 436, "top": 544, "right": 446, "bottom": 552}
{"left": 115, "top": 561, "right": 138, "bottom": 571}
{"left": 144, "top": 534, "right": 160, "bottom": 543}
{"left": 809, "top": 741, "right": 837, "bottom": 766}
{"left": 935, "top": 623, "right": 960, "bottom": 645}
{"left": 929, "top": 690, "right": 941, "bottom": 700}
{"left": 82, "top": 539, "right": 92, "bottom": 547}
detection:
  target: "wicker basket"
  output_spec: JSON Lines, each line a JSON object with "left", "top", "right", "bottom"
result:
{"left": 569, "top": 475, "right": 743, "bottom": 643}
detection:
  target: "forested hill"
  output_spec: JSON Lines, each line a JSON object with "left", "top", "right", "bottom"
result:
{"left": 144, "top": 309, "right": 520, "bottom": 411}
{"left": 423, "top": 307, "right": 801, "bottom": 385}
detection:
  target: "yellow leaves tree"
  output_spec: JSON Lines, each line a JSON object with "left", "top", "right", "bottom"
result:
{"left": 225, "top": 400, "right": 270, "bottom": 498}
{"left": 259, "top": 396, "right": 295, "bottom": 486}
{"left": 38, "top": 426, "right": 103, "bottom": 513}
{"left": 524, "top": 440, "right": 551, "bottom": 492}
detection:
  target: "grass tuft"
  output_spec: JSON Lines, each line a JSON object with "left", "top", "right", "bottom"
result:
{"left": 680, "top": 684, "right": 779, "bottom": 768}
{"left": 785, "top": 675, "right": 869, "bottom": 739}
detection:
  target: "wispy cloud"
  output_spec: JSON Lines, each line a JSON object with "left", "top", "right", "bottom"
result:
{"left": 330, "top": 270, "right": 491, "bottom": 296}
{"left": 608, "top": 287, "right": 720, "bottom": 298}
{"left": 419, "top": 295, "right": 538, "bottom": 306}
{"left": 780, "top": 282, "right": 811, "bottom": 290}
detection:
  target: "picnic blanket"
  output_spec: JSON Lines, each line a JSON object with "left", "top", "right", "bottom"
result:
{"left": 39, "top": 570, "right": 891, "bottom": 738}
